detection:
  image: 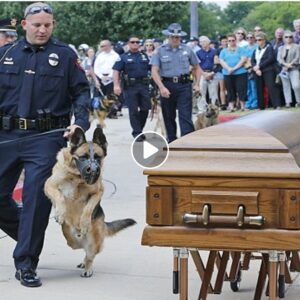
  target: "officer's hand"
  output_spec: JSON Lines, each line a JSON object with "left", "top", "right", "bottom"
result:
{"left": 63, "top": 124, "right": 83, "bottom": 139}
{"left": 114, "top": 86, "right": 122, "bottom": 96}
{"left": 160, "top": 86, "right": 171, "bottom": 98}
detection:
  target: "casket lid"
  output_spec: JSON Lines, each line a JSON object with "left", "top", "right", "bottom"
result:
{"left": 144, "top": 111, "right": 300, "bottom": 178}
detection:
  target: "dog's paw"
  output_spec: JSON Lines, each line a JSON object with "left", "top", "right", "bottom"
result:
{"left": 77, "top": 263, "right": 85, "bottom": 269}
{"left": 81, "top": 269, "right": 93, "bottom": 278}
{"left": 55, "top": 211, "right": 65, "bottom": 225}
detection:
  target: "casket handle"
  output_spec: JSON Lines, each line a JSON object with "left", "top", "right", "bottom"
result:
{"left": 183, "top": 205, "right": 265, "bottom": 227}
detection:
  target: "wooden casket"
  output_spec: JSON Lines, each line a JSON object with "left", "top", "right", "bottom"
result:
{"left": 141, "top": 111, "right": 300, "bottom": 300}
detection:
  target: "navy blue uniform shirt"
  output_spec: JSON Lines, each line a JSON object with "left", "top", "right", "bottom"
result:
{"left": 113, "top": 51, "right": 150, "bottom": 78}
{"left": 0, "top": 38, "right": 90, "bottom": 130}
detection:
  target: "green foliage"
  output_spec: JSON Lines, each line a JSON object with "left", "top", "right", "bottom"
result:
{"left": 223, "top": 1, "right": 257, "bottom": 28}
{"left": 198, "top": 2, "right": 231, "bottom": 40}
{"left": 240, "top": 2, "right": 300, "bottom": 38}
{"left": 0, "top": 1, "right": 299, "bottom": 48}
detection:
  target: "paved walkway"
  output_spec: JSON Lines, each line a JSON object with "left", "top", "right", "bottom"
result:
{"left": 1, "top": 109, "right": 300, "bottom": 299}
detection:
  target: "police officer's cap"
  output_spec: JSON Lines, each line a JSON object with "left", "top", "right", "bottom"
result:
{"left": 0, "top": 18, "right": 18, "bottom": 36}
{"left": 162, "top": 23, "right": 187, "bottom": 37}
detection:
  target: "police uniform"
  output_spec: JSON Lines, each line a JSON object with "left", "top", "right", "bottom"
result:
{"left": 0, "top": 37, "right": 90, "bottom": 272}
{"left": 151, "top": 36, "right": 199, "bottom": 143}
{"left": 113, "top": 51, "right": 151, "bottom": 138}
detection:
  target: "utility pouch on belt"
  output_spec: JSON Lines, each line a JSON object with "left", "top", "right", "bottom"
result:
{"left": 2, "top": 115, "right": 13, "bottom": 130}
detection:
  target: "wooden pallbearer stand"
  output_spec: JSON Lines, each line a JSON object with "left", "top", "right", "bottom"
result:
{"left": 142, "top": 227, "right": 300, "bottom": 299}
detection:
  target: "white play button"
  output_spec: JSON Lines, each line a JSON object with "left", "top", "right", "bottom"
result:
{"left": 143, "top": 141, "right": 159, "bottom": 159}
{"left": 131, "top": 131, "right": 169, "bottom": 169}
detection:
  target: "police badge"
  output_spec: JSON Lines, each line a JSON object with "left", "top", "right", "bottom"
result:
{"left": 48, "top": 53, "right": 59, "bottom": 66}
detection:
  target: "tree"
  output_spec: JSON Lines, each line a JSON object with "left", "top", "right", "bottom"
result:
{"left": 198, "top": 2, "right": 231, "bottom": 40}
{"left": 223, "top": 1, "right": 257, "bottom": 28}
{"left": 240, "top": 2, "right": 300, "bottom": 37}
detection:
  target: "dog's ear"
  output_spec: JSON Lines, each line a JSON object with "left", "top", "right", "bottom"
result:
{"left": 93, "top": 127, "right": 108, "bottom": 156}
{"left": 70, "top": 127, "right": 86, "bottom": 154}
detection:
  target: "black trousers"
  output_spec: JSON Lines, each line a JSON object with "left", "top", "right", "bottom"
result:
{"left": 160, "top": 81, "right": 194, "bottom": 143}
{"left": 255, "top": 70, "right": 281, "bottom": 109}
{"left": 124, "top": 83, "right": 151, "bottom": 137}
{"left": 224, "top": 73, "right": 248, "bottom": 102}
{"left": 0, "top": 129, "right": 66, "bottom": 270}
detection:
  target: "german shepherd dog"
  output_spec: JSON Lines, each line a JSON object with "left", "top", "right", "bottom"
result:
{"left": 150, "top": 91, "right": 166, "bottom": 137}
{"left": 194, "top": 103, "right": 220, "bottom": 130}
{"left": 44, "top": 127, "right": 136, "bottom": 277}
{"left": 90, "top": 93, "right": 119, "bottom": 128}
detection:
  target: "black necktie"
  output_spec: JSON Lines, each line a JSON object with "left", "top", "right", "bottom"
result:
{"left": 17, "top": 49, "right": 37, "bottom": 117}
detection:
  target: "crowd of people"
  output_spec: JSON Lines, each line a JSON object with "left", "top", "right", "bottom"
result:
{"left": 69, "top": 19, "right": 300, "bottom": 117}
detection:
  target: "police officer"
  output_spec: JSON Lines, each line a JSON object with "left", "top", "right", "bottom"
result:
{"left": 0, "top": 2, "right": 90, "bottom": 287}
{"left": 151, "top": 23, "right": 201, "bottom": 143}
{"left": 0, "top": 18, "right": 18, "bottom": 47}
{"left": 113, "top": 34, "right": 151, "bottom": 141}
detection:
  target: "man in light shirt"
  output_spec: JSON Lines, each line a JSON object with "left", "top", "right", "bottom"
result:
{"left": 93, "top": 40, "right": 120, "bottom": 118}
{"left": 94, "top": 40, "right": 120, "bottom": 95}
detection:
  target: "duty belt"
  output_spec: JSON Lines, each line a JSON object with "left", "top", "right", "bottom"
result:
{"left": 125, "top": 77, "right": 150, "bottom": 85}
{"left": 0, "top": 115, "right": 70, "bottom": 131}
{"left": 162, "top": 75, "right": 191, "bottom": 84}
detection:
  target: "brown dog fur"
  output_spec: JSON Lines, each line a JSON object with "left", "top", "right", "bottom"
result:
{"left": 90, "top": 94, "right": 119, "bottom": 128}
{"left": 44, "top": 128, "right": 135, "bottom": 277}
{"left": 194, "top": 103, "right": 219, "bottom": 130}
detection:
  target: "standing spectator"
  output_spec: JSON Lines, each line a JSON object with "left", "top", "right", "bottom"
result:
{"left": 94, "top": 40, "right": 120, "bottom": 118}
{"left": 189, "top": 36, "right": 201, "bottom": 53}
{"left": 144, "top": 39, "right": 155, "bottom": 59}
{"left": 153, "top": 38, "right": 163, "bottom": 49}
{"left": 0, "top": 18, "right": 18, "bottom": 47}
{"left": 251, "top": 32, "right": 281, "bottom": 110}
{"left": 277, "top": 30, "right": 300, "bottom": 107}
{"left": 81, "top": 47, "right": 96, "bottom": 97}
{"left": 196, "top": 36, "right": 219, "bottom": 110}
{"left": 254, "top": 26, "right": 263, "bottom": 34}
{"left": 215, "top": 35, "right": 228, "bottom": 110}
{"left": 293, "top": 19, "right": 300, "bottom": 44}
{"left": 244, "top": 32, "right": 258, "bottom": 109}
{"left": 151, "top": 23, "right": 201, "bottom": 143}
{"left": 77, "top": 43, "right": 89, "bottom": 63}
{"left": 219, "top": 33, "right": 248, "bottom": 112}
{"left": 94, "top": 40, "right": 119, "bottom": 96}
{"left": 113, "top": 35, "right": 151, "bottom": 141}
{"left": 0, "top": 2, "right": 90, "bottom": 287}
{"left": 235, "top": 27, "right": 248, "bottom": 47}
{"left": 270, "top": 28, "right": 285, "bottom": 56}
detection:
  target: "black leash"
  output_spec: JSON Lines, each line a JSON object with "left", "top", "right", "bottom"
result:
{"left": 0, "top": 128, "right": 69, "bottom": 146}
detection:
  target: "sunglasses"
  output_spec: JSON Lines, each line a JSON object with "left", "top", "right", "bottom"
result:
{"left": 237, "top": 32, "right": 243, "bottom": 34}
{"left": 129, "top": 41, "right": 140, "bottom": 44}
{"left": 247, "top": 36, "right": 254, "bottom": 39}
{"left": 285, "top": 36, "right": 293, "bottom": 39}
{"left": 145, "top": 44, "right": 153, "bottom": 47}
{"left": 256, "top": 39, "right": 263, "bottom": 41}
{"left": 228, "top": 39, "right": 236, "bottom": 42}
{"left": 100, "top": 45, "right": 109, "bottom": 48}
{"left": 24, "top": 5, "right": 53, "bottom": 18}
